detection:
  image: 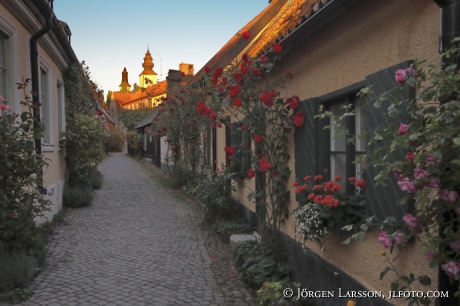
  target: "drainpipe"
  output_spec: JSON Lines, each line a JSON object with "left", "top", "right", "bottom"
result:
{"left": 30, "top": 9, "right": 53, "bottom": 194}
{"left": 433, "top": 1, "right": 460, "bottom": 306}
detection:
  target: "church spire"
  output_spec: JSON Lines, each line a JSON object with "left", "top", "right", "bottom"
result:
{"left": 119, "top": 67, "right": 131, "bottom": 92}
{"left": 139, "top": 47, "right": 157, "bottom": 87}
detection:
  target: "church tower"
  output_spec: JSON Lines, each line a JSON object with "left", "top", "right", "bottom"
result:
{"left": 119, "top": 67, "right": 131, "bottom": 92}
{"left": 139, "top": 48, "right": 157, "bottom": 88}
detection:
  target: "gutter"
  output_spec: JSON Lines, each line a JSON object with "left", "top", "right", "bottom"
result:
{"left": 30, "top": 6, "right": 53, "bottom": 194}
{"left": 432, "top": 1, "right": 460, "bottom": 305}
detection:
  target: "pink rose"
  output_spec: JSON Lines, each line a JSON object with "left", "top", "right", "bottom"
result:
{"left": 426, "top": 154, "right": 441, "bottom": 167}
{"left": 399, "top": 123, "right": 409, "bottom": 135}
{"left": 403, "top": 213, "right": 422, "bottom": 233}
{"left": 392, "top": 167, "right": 401, "bottom": 178}
{"left": 449, "top": 241, "right": 460, "bottom": 253}
{"left": 395, "top": 69, "right": 407, "bottom": 85}
{"left": 438, "top": 189, "right": 459, "bottom": 202}
{"left": 406, "top": 152, "right": 416, "bottom": 162}
{"left": 426, "top": 178, "right": 442, "bottom": 189}
{"left": 414, "top": 168, "right": 428, "bottom": 181}
{"left": 398, "top": 176, "right": 416, "bottom": 193}
{"left": 0, "top": 104, "right": 12, "bottom": 112}
{"left": 394, "top": 232, "right": 405, "bottom": 245}
{"left": 0, "top": 95, "right": 3, "bottom": 102}
{"left": 441, "top": 262, "right": 460, "bottom": 278}
{"left": 378, "top": 231, "right": 392, "bottom": 248}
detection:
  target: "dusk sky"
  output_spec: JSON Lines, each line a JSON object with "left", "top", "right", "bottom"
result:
{"left": 53, "top": 1, "right": 269, "bottom": 96}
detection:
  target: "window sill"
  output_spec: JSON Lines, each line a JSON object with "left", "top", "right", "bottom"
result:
{"left": 42, "top": 144, "right": 55, "bottom": 152}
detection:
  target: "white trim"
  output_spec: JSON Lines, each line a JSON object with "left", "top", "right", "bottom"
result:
{"left": 56, "top": 74, "right": 65, "bottom": 143}
{"left": 39, "top": 56, "right": 54, "bottom": 145}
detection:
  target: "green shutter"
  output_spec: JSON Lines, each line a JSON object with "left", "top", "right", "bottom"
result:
{"left": 364, "top": 61, "right": 415, "bottom": 221}
{"left": 230, "top": 123, "right": 243, "bottom": 172}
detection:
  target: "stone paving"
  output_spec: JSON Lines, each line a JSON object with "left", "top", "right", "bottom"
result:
{"left": 3, "top": 153, "right": 255, "bottom": 306}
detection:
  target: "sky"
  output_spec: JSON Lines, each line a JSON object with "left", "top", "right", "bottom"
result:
{"left": 53, "top": 0, "right": 269, "bottom": 96}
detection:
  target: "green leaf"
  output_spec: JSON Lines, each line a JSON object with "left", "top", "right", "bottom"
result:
{"left": 380, "top": 267, "right": 391, "bottom": 280}
{"left": 390, "top": 281, "right": 399, "bottom": 291}
{"left": 453, "top": 138, "right": 460, "bottom": 146}
{"left": 418, "top": 275, "right": 431, "bottom": 285}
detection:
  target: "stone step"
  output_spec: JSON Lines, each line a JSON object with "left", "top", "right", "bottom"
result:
{"left": 229, "top": 232, "right": 259, "bottom": 248}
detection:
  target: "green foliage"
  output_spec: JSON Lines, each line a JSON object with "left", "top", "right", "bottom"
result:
{"left": 0, "top": 79, "right": 50, "bottom": 254}
{"left": 9, "top": 288, "right": 34, "bottom": 305}
{"left": 233, "top": 241, "right": 290, "bottom": 289}
{"left": 119, "top": 109, "right": 150, "bottom": 131}
{"left": 212, "top": 220, "right": 253, "bottom": 243}
{"left": 191, "top": 170, "right": 235, "bottom": 224}
{"left": 63, "top": 185, "right": 94, "bottom": 208}
{"left": 88, "top": 168, "right": 103, "bottom": 190}
{"left": 103, "top": 127, "right": 125, "bottom": 152}
{"left": 126, "top": 131, "right": 143, "bottom": 157}
{"left": 257, "top": 280, "right": 311, "bottom": 306}
{"left": 0, "top": 252, "right": 36, "bottom": 292}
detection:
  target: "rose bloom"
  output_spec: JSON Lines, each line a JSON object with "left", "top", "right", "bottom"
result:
{"left": 273, "top": 43, "right": 282, "bottom": 53}
{"left": 442, "top": 262, "right": 460, "bottom": 278}
{"left": 247, "top": 169, "right": 255, "bottom": 179}
{"left": 242, "top": 31, "right": 250, "bottom": 39}
{"left": 254, "top": 134, "right": 263, "bottom": 144}
{"left": 204, "top": 66, "right": 210, "bottom": 73}
{"left": 260, "top": 55, "right": 268, "bottom": 64}
{"left": 402, "top": 213, "right": 422, "bottom": 233}
{"left": 240, "top": 124, "right": 248, "bottom": 131}
{"left": 426, "top": 154, "right": 441, "bottom": 167}
{"left": 233, "top": 98, "right": 243, "bottom": 107}
{"left": 395, "top": 69, "right": 407, "bottom": 85}
{"left": 438, "top": 189, "right": 459, "bottom": 202}
{"left": 449, "top": 241, "right": 460, "bottom": 253}
{"left": 398, "top": 176, "right": 416, "bottom": 193}
{"left": 406, "top": 152, "right": 416, "bottom": 162}
{"left": 414, "top": 168, "right": 429, "bottom": 181}
{"left": 399, "top": 123, "right": 409, "bottom": 135}
{"left": 378, "top": 231, "right": 392, "bottom": 248}
{"left": 426, "top": 177, "right": 442, "bottom": 189}
{"left": 291, "top": 111, "right": 304, "bottom": 127}
{"left": 285, "top": 95, "right": 300, "bottom": 109}
{"left": 394, "top": 232, "right": 405, "bottom": 245}
{"left": 258, "top": 158, "right": 271, "bottom": 173}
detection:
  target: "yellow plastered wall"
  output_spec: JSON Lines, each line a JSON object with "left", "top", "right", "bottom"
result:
{"left": 228, "top": 0, "right": 440, "bottom": 302}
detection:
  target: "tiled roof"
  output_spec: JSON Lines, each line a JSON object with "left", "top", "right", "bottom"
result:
{"left": 113, "top": 80, "right": 167, "bottom": 106}
{"left": 187, "top": 0, "right": 284, "bottom": 86}
{"left": 248, "top": 0, "right": 328, "bottom": 58}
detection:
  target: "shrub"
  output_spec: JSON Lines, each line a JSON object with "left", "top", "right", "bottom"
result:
{"left": 126, "top": 131, "right": 143, "bottom": 157}
{"left": 88, "top": 168, "right": 103, "bottom": 189}
{"left": 212, "top": 220, "right": 253, "bottom": 243}
{"left": 0, "top": 252, "right": 36, "bottom": 292}
{"left": 234, "top": 241, "right": 290, "bottom": 289}
{"left": 104, "top": 127, "right": 125, "bottom": 152}
{"left": 257, "top": 281, "right": 312, "bottom": 306}
{"left": 63, "top": 185, "right": 94, "bottom": 208}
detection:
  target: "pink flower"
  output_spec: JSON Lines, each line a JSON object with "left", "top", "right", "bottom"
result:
{"left": 414, "top": 168, "right": 428, "bottom": 181}
{"left": 426, "top": 154, "right": 441, "bottom": 167}
{"left": 403, "top": 214, "right": 423, "bottom": 233}
{"left": 449, "top": 241, "right": 460, "bottom": 253}
{"left": 426, "top": 178, "right": 442, "bottom": 189}
{"left": 399, "top": 123, "right": 409, "bottom": 135}
{"left": 406, "top": 152, "right": 415, "bottom": 162}
{"left": 394, "top": 232, "right": 405, "bottom": 245}
{"left": 378, "top": 231, "right": 392, "bottom": 248}
{"left": 438, "top": 189, "right": 459, "bottom": 202}
{"left": 395, "top": 69, "right": 407, "bottom": 85}
{"left": 442, "top": 262, "right": 460, "bottom": 278}
{"left": 426, "top": 251, "right": 434, "bottom": 262}
{"left": 392, "top": 168, "right": 401, "bottom": 178}
{"left": 0, "top": 95, "right": 3, "bottom": 102}
{"left": 398, "top": 176, "right": 416, "bottom": 193}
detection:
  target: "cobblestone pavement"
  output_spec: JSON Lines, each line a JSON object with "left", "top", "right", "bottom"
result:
{"left": 4, "top": 153, "right": 254, "bottom": 306}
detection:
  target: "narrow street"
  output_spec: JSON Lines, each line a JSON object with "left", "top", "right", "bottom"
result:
{"left": 10, "top": 153, "right": 254, "bottom": 306}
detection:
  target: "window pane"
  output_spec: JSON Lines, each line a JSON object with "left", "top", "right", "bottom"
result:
{"left": 331, "top": 153, "right": 346, "bottom": 180}
{"left": 355, "top": 97, "right": 366, "bottom": 152}
{"left": 330, "top": 104, "right": 346, "bottom": 151}
{"left": 0, "top": 33, "right": 7, "bottom": 103}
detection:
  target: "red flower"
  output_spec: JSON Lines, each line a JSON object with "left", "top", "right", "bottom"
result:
{"left": 229, "top": 85, "right": 242, "bottom": 98}
{"left": 254, "top": 134, "right": 263, "bottom": 143}
{"left": 314, "top": 175, "right": 323, "bottom": 181}
{"left": 271, "top": 171, "right": 278, "bottom": 178}
{"left": 258, "top": 158, "right": 271, "bottom": 173}
{"left": 216, "top": 122, "right": 222, "bottom": 128}
{"left": 240, "top": 124, "right": 248, "bottom": 131}
{"left": 304, "top": 175, "right": 311, "bottom": 181}
{"left": 334, "top": 175, "right": 342, "bottom": 181}
{"left": 354, "top": 179, "right": 366, "bottom": 188}
{"left": 242, "top": 31, "right": 250, "bottom": 40}
{"left": 204, "top": 66, "right": 210, "bottom": 73}
{"left": 242, "top": 53, "right": 249, "bottom": 63}
{"left": 287, "top": 72, "right": 294, "bottom": 79}
{"left": 321, "top": 195, "right": 339, "bottom": 207}
{"left": 224, "top": 145, "right": 236, "bottom": 155}
{"left": 260, "top": 55, "right": 268, "bottom": 64}
{"left": 214, "top": 67, "right": 223, "bottom": 77}
{"left": 312, "top": 185, "right": 322, "bottom": 191}
{"left": 233, "top": 98, "right": 243, "bottom": 107}
{"left": 307, "top": 193, "right": 315, "bottom": 200}
{"left": 181, "top": 72, "right": 185, "bottom": 77}
{"left": 243, "top": 142, "right": 248, "bottom": 147}
{"left": 313, "top": 195, "right": 324, "bottom": 204}
{"left": 285, "top": 95, "right": 300, "bottom": 109}
{"left": 233, "top": 72, "right": 244, "bottom": 84}
{"left": 273, "top": 44, "right": 282, "bottom": 53}
{"left": 348, "top": 177, "right": 356, "bottom": 182}
{"left": 247, "top": 169, "right": 255, "bottom": 179}
{"left": 295, "top": 184, "right": 307, "bottom": 194}
{"left": 196, "top": 102, "right": 207, "bottom": 115}
{"left": 291, "top": 111, "right": 304, "bottom": 127}
{"left": 259, "top": 91, "right": 275, "bottom": 107}
{"left": 324, "top": 181, "right": 342, "bottom": 192}
{"left": 292, "top": 181, "right": 299, "bottom": 186}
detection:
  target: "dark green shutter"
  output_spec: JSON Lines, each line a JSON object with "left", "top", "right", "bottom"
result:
{"left": 230, "top": 123, "right": 243, "bottom": 172}
{"left": 364, "top": 61, "right": 415, "bottom": 222}
{"left": 241, "top": 118, "right": 251, "bottom": 174}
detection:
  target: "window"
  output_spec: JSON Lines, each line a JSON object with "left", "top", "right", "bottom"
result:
{"left": 40, "top": 67, "right": 51, "bottom": 143}
{"left": 57, "top": 81, "right": 65, "bottom": 142}
{"left": 0, "top": 32, "right": 9, "bottom": 105}
{"left": 329, "top": 97, "right": 366, "bottom": 191}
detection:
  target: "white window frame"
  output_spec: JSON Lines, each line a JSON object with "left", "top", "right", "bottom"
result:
{"left": 56, "top": 75, "right": 65, "bottom": 144}
{"left": 39, "top": 57, "right": 53, "bottom": 148}
{"left": 0, "top": 15, "right": 19, "bottom": 113}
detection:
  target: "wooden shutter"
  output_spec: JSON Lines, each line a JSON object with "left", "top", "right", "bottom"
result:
{"left": 364, "top": 60, "right": 415, "bottom": 221}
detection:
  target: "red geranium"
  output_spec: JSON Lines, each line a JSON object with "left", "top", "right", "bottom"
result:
{"left": 254, "top": 134, "right": 263, "bottom": 143}
{"left": 242, "top": 31, "right": 250, "bottom": 39}
{"left": 314, "top": 175, "right": 323, "bottom": 181}
{"left": 354, "top": 179, "right": 366, "bottom": 188}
